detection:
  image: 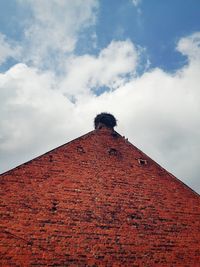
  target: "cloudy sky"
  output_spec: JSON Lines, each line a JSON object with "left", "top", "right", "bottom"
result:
{"left": 0, "top": 0, "right": 200, "bottom": 194}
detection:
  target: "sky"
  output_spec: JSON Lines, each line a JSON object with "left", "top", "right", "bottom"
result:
{"left": 0, "top": 0, "right": 200, "bottom": 194}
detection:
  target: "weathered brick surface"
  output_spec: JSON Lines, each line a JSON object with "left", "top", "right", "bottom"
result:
{"left": 0, "top": 127, "right": 200, "bottom": 266}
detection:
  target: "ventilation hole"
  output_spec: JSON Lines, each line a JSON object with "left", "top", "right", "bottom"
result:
{"left": 108, "top": 148, "right": 118, "bottom": 156}
{"left": 138, "top": 158, "right": 148, "bottom": 166}
{"left": 27, "top": 241, "right": 33, "bottom": 246}
{"left": 51, "top": 200, "right": 58, "bottom": 213}
{"left": 129, "top": 213, "right": 142, "bottom": 220}
{"left": 77, "top": 146, "right": 85, "bottom": 153}
{"left": 51, "top": 206, "right": 57, "bottom": 212}
{"left": 49, "top": 155, "right": 53, "bottom": 162}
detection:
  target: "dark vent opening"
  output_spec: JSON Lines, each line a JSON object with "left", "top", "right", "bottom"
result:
{"left": 77, "top": 146, "right": 85, "bottom": 153}
{"left": 109, "top": 148, "right": 118, "bottom": 156}
{"left": 51, "top": 200, "right": 58, "bottom": 213}
{"left": 138, "top": 158, "right": 148, "bottom": 166}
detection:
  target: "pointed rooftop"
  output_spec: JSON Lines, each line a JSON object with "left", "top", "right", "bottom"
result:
{"left": 0, "top": 113, "right": 200, "bottom": 266}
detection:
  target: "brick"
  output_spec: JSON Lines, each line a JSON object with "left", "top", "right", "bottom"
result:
{"left": 0, "top": 127, "right": 200, "bottom": 266}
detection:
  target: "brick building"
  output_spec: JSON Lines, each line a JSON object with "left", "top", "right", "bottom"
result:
{"left": 0, "top": 114, "right": 200, "bottom": 266}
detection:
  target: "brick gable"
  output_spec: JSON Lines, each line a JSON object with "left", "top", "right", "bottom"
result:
{"left": 1, "top": 127, "right": 200, "bottom": 266}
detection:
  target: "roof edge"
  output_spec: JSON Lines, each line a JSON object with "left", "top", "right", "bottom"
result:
{"left": 1, "top": 129, "right": 199, "bottom": 197}
{"left": 125, "top": 138, "right": 200, "bottom": 197}
{"left": 0, "top": 130, "right": 96, "bottom": 176}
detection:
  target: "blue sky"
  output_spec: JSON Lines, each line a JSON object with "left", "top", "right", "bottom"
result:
{"left": 95, "top": 0, "right": 200, "bottom": 71}
{"left": 1, "top": 0, "right": 200, "bottom": 71}
{"left": 0, "top": 0, "right": 200, "bottom": 193}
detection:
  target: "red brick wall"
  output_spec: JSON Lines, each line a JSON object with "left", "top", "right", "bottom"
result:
{"left": 1, "top": 128, "right": 200, "bottom": 266}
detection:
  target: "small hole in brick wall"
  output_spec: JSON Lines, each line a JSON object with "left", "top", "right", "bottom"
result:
{"left": 49, "top": 155, "right": 53, "bottom": 162}
{"left": 51, "top": 200, "right": 58, "bottom": 213}
{"left": 27, "top": 241, "right": 33, "bottom": 246}
{"left": 109, "top": 148, "right": 118, "bottom": 156}
{"left": 77, "top": 146, "right": 85, "bottom": 153}
{"left": 138, "top": 158, "right": 148, "bottom": 166}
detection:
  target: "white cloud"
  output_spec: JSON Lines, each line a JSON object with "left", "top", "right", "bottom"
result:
{"left": 0, "top": 63, "right": 83, "bottom": 169}
{"left": 17, "top": 0, "right": 98, "bottom": 67}
{"left": 0, "top": 33, "right": 21, "bottom": 65}
{"left": 60, "top": 40, "right": 138, "bottom": 97}
{"left": 132, "top": 0, "right": 142, "bottom": 7}
{"left": 177, "top": 32, "right": 200, "bottom": 62}
{"left": 0, "top": 40, "right": 137, "bottom": 155}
